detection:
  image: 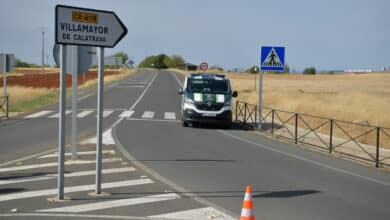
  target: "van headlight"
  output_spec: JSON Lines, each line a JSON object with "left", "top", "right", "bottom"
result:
{"left": 185, "top": 99, "right": 195, "bottom": 105}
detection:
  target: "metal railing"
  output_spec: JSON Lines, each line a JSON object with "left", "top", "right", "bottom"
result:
{"left": 235, "top": 100, "right": 390, "bottom": 168}
{"left": 0, "top": 96, "right": 9, "bottom": 119}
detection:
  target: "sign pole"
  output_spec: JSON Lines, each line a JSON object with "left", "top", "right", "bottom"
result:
{"left": 258, "top": 71, "right": 263, "bottom": 129}
{"left": 58, "top": 44, "right": 66, "bottom": 200}
{"left": 3, "top": 54, "right": 6, "bottom": 97}
{"left": 71, "top": 71, "right": 78, "bottom": 160}
{"left": 96, "top": 47, "right": 104, "bottom": 194}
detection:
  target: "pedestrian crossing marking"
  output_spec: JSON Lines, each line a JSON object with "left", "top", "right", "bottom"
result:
{"left": 24, "top": 110, "right": 54, "bottom": 118}
{"left": 0, "top": 158, "right": 121, "bottom": 172}
{"left": 148, "top": 207, "right": 235, "bottom": 220}
{"left": 118, "top": 110, "right": 134, "bottom": 118}
{"left": 77, "top": 110, "right": 94, "bottom": 118}
{"left": 48, "top": 110, "right": 72, "bottom": 118}
{"left": 0, "top": 179, "right": 153, "bottom": 202}
{"left": 102, "top": 110, "right": 114, "bottom": 117}
{"left": 164, "top": 112, "right": 176, "bottom": 120}
{"left": 142, "top": 111, "right": 155, "bottom": 119}
{"left": 38, "top": 150, "right": 115, "bottom": 159}
{"left": 0, "top": 167, "right": 135, "bottom": 186}
{"left": 38, "top": 193, "right": 180, "bottom": 213}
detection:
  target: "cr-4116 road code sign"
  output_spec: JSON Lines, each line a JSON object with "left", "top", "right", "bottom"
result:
{"left": 55, "top": 5, "right": 127, "bottom": 48}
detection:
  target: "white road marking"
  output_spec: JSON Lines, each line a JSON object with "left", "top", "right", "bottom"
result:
{"left": 118, "top": 110, "right": 134, "bottom": 118}
{"left": 103, "top": 110, "right": 114, "bottom": 118}
{"left": 164, "top": 112, "right": 176, "bottom": 120}
{"left": 38, "top": 193, "right": 180, "bottom": 213}
{"left": 127, "top": 118, "right": 181, "bottom": 123}
{"left": 49, "top": 110, "right": 72, "bottom": 118}
{"left": 218, "top": 130, "right": 390, "bottom": 187}
{"left": 0, "top": 179, "right": 153, "bottom": 202}
{"left": 38, "top": 150, "right": 115, "bottom": 159}
{"left": 0, "top": 213, "right": 145, "bottom": 219}
{"left": 80, "top": 129, "right": 115, "bottom": 145}
{"left": 0, "top": 158, "right": 121, "bottom": 172}
{"left": 142, "top": 111, "right": 155, "bottom": 119}
{"left": 148, "top": 207, "right": 235, "bottom": 220}
{"left": 24, "top": 110, "right": 54, "bottom": 118}
{"left": 77, "top": 110, "right": 94, "bottom": 118}
{"left": 115, "top": 85, "right": 145, "bottom": 88}
{"left": 0, "top": 167, "right": 135, "bottom": 186}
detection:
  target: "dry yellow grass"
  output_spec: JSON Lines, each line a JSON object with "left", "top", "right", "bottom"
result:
{"left": 0, "top": 86, "right": 55, "bottom": 105}
{"left": 228, "top": 73, "right": 390, "bottom": 128}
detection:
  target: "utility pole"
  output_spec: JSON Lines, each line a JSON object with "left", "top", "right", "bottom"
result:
{"left": 42, "top": 31, "right": 45, "bottom": 74}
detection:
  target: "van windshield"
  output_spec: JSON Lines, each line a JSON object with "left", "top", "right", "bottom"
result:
{"left": 187, "top": 78, "right": 229, "bottom": 94}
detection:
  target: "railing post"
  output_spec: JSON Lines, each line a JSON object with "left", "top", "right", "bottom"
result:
{"left": 376, "top": 127, "right": 380, "bottom": 168}
{"left": 243, "top": 103, "right": 247, "bottom": 125}
{"left": 329, "top": 119, "right": 333, "bottom": 154}
{"left": 235, "top": 101, "right": 238, "bottom": 121}
{"left": 295, "top": 113, "right": 298, "bottom": 144}
{"left": 271, "top": 109, "right": 275, "bottom": 133}
{"left": 6, "top": 96, "right": 9, "bottom": 119}
{"left": 254, "top": 106, "right": 257, "bottom": 127}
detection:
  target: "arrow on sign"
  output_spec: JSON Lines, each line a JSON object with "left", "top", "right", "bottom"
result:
{"left": 55, "top": 5, "right": 128, "bottom": 48}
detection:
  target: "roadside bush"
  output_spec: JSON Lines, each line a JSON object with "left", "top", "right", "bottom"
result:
{"left": 303, "top": 67, "right": 316, "bottom": 74}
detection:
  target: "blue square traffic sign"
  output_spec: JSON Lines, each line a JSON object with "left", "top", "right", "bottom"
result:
{"left": 260, "top": 46, "right": 285, "bottom": 71}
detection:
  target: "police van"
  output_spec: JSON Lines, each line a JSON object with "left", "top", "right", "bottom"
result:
{"left": 178, "top": 73, "right": 238, "bottom": 128}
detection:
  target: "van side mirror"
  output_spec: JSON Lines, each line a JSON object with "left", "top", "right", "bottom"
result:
{"left": 178, "top": 88, "right": 184, "bottom": 95}
{"left": 232, "top": 91, "right": 238, "bottom": 97}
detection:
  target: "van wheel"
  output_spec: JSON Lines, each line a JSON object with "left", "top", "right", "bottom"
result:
{"left": 182, "top": 121, "right": 189, "bottom": 127}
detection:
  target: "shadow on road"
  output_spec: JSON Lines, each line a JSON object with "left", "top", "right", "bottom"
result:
{"left": 0, "top": 188, "right": 26, "bottom": 194}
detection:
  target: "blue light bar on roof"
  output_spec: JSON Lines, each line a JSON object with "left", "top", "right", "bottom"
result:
{"left": 202, "top": 73, "right": 213, "bottom": 78}
{"left": 191, "top": 73, "right": 201, "bottom": 77}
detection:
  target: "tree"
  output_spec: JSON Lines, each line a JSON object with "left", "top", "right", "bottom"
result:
{"left": 246, "top": 66, "right": 259, "bottom": 74}
{"left": 283, "top": 63, "right": 290, "bottom": 73}
{"left": 139, "top": 54, "right": 186, "bottom": 69}
{"left": 303, "top": 67, "right": 316, "bottom": 74}
{"left": 112, "top": 52, "right": 128, "bottom": 64}
{"left": 165, "top": 55, "right": 186, "bottom": 69}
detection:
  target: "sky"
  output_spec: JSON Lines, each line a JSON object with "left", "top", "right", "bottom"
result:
{"left": 0, "top": 0, "right": 388, "bottom": 71}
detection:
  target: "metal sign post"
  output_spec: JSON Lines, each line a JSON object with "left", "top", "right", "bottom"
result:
{"left": 259, "top": 46, "right": 285, "bottom": 129}
{"left": 96, "top": 47, "right": 104, "bottom": 194}
{"left": 71, "top": 71, "right": 78, "bottom": 160}
{"left": 258, "top": 71, "right": 263, "bottom": 129}
{"left": 2, "top": 54, "right": 6, "bottom": 97}
{"left": 58, "top": 45, "right": 66, "bottom": 200}
{"left": 55, "top": 4, "right": 127, "bottom": 198}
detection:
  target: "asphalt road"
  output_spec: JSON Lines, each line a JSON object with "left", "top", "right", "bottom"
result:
{"left": 0, "top": 69, "right": 389, "bottom": 219}
{"left": 114, "top": 70, "right": 390, "bottom": 220}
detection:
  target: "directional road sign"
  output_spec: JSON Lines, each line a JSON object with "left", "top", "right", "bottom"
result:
{"left": 260, "top": 46, "right": 285, "bottom": 72}
{"left": 55, "top": 5, "right": 128, "bottom": 48}
{"left": 53, "top": 44, "right": 96, "bottom": 74}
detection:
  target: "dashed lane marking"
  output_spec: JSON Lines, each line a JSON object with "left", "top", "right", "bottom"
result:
{"left": 0, "top": 167, "right": 135, "bottom": 186}
{"left": 0, "top": 179, "right": 153, "bottom": 202}
{"left": 38, "top": 193, "right": 180, "bottom": 213}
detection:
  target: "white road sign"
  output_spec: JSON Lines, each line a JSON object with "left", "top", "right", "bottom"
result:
{"left": 55, "top": 5, "right": 127, "bottom": 48}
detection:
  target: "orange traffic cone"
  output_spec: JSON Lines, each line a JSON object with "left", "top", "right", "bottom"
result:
{"left": 240, "top": 185, "right": 255, "bottom": 220}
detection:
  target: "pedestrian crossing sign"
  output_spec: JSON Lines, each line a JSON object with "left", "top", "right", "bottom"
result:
{"left": 260, "top": 46, "right": 285, "bottom": 71}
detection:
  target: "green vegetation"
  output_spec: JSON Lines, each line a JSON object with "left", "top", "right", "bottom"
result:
{"left": 112, "top": 52, "right": 128, "bottom": 64}
{"left": 303, "top": 67, "right": 316, "bottom": 74}
{"left": 15, "top": 59, "right": 50, "bottom": 68}
{"left": 9, "top": 90, "right": 59, "bottom": 112}
{"left": 246, "top": 66, "right": 259, "bottom": 74}
{"left": 139, "top": 54, "right": 186, "bottom": 69}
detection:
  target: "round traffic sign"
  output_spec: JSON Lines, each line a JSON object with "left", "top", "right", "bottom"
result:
{"left": 200, "top": 62, "right": 208, "bottom": 71}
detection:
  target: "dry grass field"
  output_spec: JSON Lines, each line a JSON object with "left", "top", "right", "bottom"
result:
{"left": 228, "top": 73, "right": 390, "bottom": 128}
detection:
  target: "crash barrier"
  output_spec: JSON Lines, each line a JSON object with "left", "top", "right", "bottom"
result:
{"left": 0, "top": 96, "right": 9, "bottom": 119}
{"left": 235, "top": 101, "right": 390, "bottom": 168}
